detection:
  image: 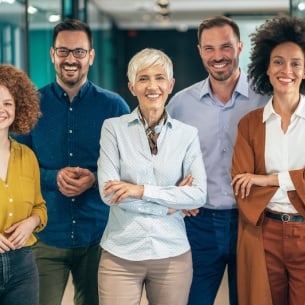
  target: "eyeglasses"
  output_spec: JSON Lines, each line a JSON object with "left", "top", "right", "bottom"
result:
{"left": 54, "top": 47, "right": 89, "bottom": 59}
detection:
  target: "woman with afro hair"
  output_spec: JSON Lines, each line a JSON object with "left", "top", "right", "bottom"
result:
{"left": 232, "top": 15, "right": 305, "bottom": 305}
{"left": 0, "top": 64, "right": 47, "bottom": 305}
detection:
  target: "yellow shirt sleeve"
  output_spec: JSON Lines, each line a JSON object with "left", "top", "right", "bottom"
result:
{"left": 0, "top": 138, "right": 47, "bottom": 246}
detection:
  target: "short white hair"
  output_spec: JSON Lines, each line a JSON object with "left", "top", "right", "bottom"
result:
{"left": 127, "top": 48, "right": 173, "bottom": 85}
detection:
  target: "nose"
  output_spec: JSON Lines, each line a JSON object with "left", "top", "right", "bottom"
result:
{"left": 283, "top": 63, "right": 293, "bottom": 74}
{"left": 64, "top": 51, "right": 77, "bottom": 62}
{"left": 147, "top": 79, "right": 158, "bottom": 89}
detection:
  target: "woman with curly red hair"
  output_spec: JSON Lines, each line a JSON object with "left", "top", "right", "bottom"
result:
{"left": 0, "top": 64, "right": 47, "bottom": 305}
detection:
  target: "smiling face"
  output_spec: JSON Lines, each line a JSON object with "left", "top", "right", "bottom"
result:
{"left": 50, "top": 30, "right": 95, "bottom": 90}
{"left": 267, "top": 41, "right": 305, "bottom": 96}
{"left": 198, "top": 24, "right": 242, "bottom": 82}
{"left": 0, "top": 85, "right": 15, "bottom": 133}
{"left": 128, "top": 64, "right": 175, "bottom": 115}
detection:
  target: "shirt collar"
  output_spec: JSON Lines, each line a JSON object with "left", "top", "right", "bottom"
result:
{"left": 263, "top": 94, "right": 305, "bottom": 123}
{"left": 52, "top": 80, "right": 90, "bottom": 100}
{"left": 199, "top": 69, "right": 249, "bottom": 99}
{"left": 127, "top": 107, "right": 173, "bottom": 128}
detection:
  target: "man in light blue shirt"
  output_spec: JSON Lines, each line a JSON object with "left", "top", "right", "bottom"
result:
{"left": 167, "top": 16, "right": 268, "bottom": 305}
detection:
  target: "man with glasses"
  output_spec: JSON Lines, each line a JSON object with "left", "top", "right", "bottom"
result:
{"left": 14, "top": 19, "right": 130, "bottom": 305}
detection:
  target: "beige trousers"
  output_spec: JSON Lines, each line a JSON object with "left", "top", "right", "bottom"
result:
{"left": 98, "top": 250, "right": 192, "bottom": 305}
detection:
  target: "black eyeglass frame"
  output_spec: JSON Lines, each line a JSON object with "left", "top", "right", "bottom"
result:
{"left": 54, "top": 47, "right": 90, "bottom": 59}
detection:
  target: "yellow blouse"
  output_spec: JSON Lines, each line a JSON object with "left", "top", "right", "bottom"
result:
{"left": 0, "top": 138, "right": 47, "bottom": 246}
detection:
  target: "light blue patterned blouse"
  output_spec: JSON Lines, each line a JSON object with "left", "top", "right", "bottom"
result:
{"left": 97, "top": 108, "right": 207, "bottom": 260}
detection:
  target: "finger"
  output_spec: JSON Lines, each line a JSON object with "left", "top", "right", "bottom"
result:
{"left": 0, "top": 240, "right": 12, "bottom": 252}
{"left": 109, "top": 188, "right": 124, "bottom": 204}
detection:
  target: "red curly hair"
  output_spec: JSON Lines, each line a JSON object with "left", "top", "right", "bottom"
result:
{"left": 0, "top": 64, "right": 41, "bottom": 134}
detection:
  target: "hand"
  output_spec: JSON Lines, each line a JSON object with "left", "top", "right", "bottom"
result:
{"left": 178, "top": 174, "right": 199, "bottom": 216}
{"left": 57, "top": 167, "right": 96, "bottom": 197}
{"left": 1, "top": 215, "right": 40, "bottom": 251}
{"left": 231, "top": 173, "right": 278, "bottom": 199}
{"left": 183, "top": 208, "right": 200, "bottom": 216}
{"left": 167, "top": 208, "right": 177, "bottom": 215}
{"left": 103, "top": 180, "right": 144, "bottom": 204}
{"left": 0, "top": 233, "right": 15, "bottom": 253}
{"left": 178, "top": 174, "right": 193, "bottom": 186}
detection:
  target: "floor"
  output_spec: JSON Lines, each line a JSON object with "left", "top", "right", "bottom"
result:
{"left": 61, "top": 270, "right": 228, "bottom": 305}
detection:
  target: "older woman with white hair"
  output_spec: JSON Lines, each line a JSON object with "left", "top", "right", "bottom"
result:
{"left": 97, "top": 48, "right": 207, "bottom": 305}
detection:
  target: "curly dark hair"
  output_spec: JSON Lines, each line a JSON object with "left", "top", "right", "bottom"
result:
{"left": 248, "top": 14, "right": 305, "bottom": 95}
{"left": 0, "top": 64, "right": 41, "bottom": 134}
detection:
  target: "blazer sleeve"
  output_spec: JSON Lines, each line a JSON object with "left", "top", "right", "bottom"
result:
{"left": 232, "top": 110, "right": 277, "bottom": 226}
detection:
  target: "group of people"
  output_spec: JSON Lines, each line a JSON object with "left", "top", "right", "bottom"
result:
{"left": 1, "top": 12, "right": 305, "bottom": 305}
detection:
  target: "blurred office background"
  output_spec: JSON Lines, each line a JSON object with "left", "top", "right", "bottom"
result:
{"left": 0, "top": 1, "right": 301, "bottom": 304}
{"left": 0, "top": 0, "right": 301, "bottom": 109}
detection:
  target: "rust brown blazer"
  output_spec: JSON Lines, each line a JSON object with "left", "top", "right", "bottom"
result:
{"left": 232, "top": 107, "right": 305, "bottom": 305}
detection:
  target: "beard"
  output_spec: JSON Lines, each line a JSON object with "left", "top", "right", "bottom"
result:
{"left": 57, "top": 63, "right": 84, "bottom": 87}
{"left": 204, "top": 58, "right": 239, "bottom": 82}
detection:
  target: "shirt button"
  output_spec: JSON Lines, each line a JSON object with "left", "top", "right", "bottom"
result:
{"left": 69, "top": 107, "right": 73, "bottom": 111}
{"left": 71, "top": 198, "right": 75, "bottom": 202}
{"left": 69, "top": 130, "right": 73, "bottom": 134}
{"left": 69, "top": 153, "right": 73, "bottom": 157}
{"left": 8, "top": 212, "right": 13, "bottom": 217}
{"left": 9, "top": 198, "right": 13, "bottom": 203}
{"left": 72, "top": 220, "right": 76, "bottom": 224}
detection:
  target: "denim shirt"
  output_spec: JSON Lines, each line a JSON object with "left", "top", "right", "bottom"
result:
{"left": 14, "top": 80, "right": 130, "bottom": 248}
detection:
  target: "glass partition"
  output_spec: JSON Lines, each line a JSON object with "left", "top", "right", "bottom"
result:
{"left": 0, "top": 0, "right": 27, "bottom": 70}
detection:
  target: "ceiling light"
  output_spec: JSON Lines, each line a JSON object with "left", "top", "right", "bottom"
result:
{"left": 0, "top": 0, "right": 15, "bottom": 3}
{"left": 28, "top": 6, "right": 38, "bottom": 14}
{"left": 298, "top": 1, "right": 305, "bottom": 10}
{"left": 48, "top": 14, "right": 61, "bottom": 22}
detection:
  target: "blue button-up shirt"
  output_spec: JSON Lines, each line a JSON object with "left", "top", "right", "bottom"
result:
{"left": 167, "top": 71, "right": 268, "bottom": 210}
{"left": 14, "top": 81, "right": 130, "bottom": 248}
{"left": 98, "top": 108, "right": 207, "bottom": 260}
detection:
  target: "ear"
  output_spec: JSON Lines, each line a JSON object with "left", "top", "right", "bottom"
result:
{"left": 128, "top": 82, "right": 136, "bottom": 96}
{"left": 168, "top": 78, "right": 175, "bottom": 94}
{"left": 197, "top": 44, "right": 201, "bottom": 56}
{"left": 89, "top": 49, "right": 95, "bottom": 66}
{"left": 238, "top": 41, "right": 243, "bottom": 53}
{"left": 266, "top": 66, "right": 270, "bottom": 76}
{"left": 50, "top": 47, "right": 55, "bottom": 63}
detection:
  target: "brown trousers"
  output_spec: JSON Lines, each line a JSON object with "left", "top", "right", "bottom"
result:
{"left": 262, "top": 216, "right": 305, "bottom": 305}
{"left": 98, "top": 250, "right": 192, "bottom": 305}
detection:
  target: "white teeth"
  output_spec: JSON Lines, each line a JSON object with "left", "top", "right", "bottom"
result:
{"left": 213, "top": 63, "right": 226, "bottom": 68}
{"left": 64, "top": 67, "right": 77, "bottom": 71}
{"left": 147, "top": 94, "right": 159, "bottom": 98}
{"left": 279, "top": 78, "right": 293, "bottom": 83}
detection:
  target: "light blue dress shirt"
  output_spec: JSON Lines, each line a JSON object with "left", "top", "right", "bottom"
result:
{"left": 167, "top": 71, "right": 268, "bottom": 210}
{"left": 97, "top": 108, "right": 207, "bottom": 260}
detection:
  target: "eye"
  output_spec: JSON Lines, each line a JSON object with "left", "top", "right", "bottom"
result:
{"left": 74, "top": 48, "right": 86, "bottom": 55}
{"left": 57, "top": 48, "right": 69, "bottom": 56}
{"left": 273, "top": 59, "right": 283, "bottom": 65}
{"left": 203, "top": 47, "right": 213, "bottom": 52}
{"left": 291, "top": 61, "right": 303, "bottom": 68}
{"left": 4, "top": 101, "right": 13, "bottom": 107}
{"left": 222, "top": 44, "right": 232, "bottom": 50}
{"left": 138, "top": 76, "right": 148, "bottom": 81}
